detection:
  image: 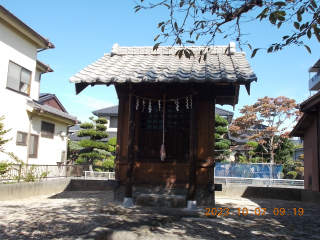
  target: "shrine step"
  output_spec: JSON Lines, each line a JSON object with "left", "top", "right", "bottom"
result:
{"left": 137, "top": 194, "right": 186, "bottom": 208}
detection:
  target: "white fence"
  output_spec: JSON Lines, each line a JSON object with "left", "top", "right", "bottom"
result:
{"left": 215, "top": 177, "right": 304, "bottom": 188}
{"left": 84, "top": 171, "right": 115, "bottom": 180}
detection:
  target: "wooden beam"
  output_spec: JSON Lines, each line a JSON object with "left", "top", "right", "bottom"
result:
{"left": 188, "top": 93, "right": 198, "bottom": 201}
{"left": 125, "top": 94, "right": 136, "bottom": 198}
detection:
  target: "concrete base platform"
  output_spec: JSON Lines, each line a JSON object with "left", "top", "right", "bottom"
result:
{"left": 137, "top": 194, "right": 186, "bottom": 208}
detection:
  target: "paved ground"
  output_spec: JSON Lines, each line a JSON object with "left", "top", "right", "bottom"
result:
{"left": 0, "top": 191, "right": 320, "bottom": 239}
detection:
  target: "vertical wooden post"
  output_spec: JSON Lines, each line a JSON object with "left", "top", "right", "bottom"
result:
{"left": 188, "top": 94, "right": 198, "bottom": 208}
{"left": 115, "top": 98, "right": 124, "bottom": 180}
{"left": 124, "top": 94, "right": 136, "bottom": 206}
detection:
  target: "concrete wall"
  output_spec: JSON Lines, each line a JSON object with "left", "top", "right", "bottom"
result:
{"left": 0, "top": 178, "right": 71, "bottom": 201}
{"left": 1, "top": 179, "right": 320, "bottom": 206}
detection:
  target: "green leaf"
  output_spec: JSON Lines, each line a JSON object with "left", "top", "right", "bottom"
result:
{"left": 198, "top": 56, "right": 201, "bottom": 63}
{"left": 184, "top": 50, "right": 190, "bottom": 59}
{"left": 274, "top": 2, "right": 286, "bottom": 7}
{"left": 161, "top": 25, "right": 165, "bottom": 32}
{"left": 223, "top": 35, "right": 228, "bottom": 39}
{"left": 154, "top": 35, "right": 160, "bottom": 41}
{"left": 176, "top": 37, "right": 182, "bottom": 45}
{"left": 134, "top": 5, "right": 140, "bottom": 9}
{"left": 203, "top": 53, "right": 208, "bottom": 62}
{"left": 201, "top": 22, "right": 204, "bottom": 29}
{"left": 157, "top": 22, "right": 165, "bottom": 28}
{"left": 153, "top": 42, "right": 161, "bottom": 51}
{"left": 180, "top": 0, "right": 184, "bottom": 7}
{"left": 135, "top": 8, "right": 141, "bottom": 13}
{"left": 277, "top": 22, "right": 282, "bottom": 29}
{"left": 186, "top": 40, "right": 195, "bottom": 44}
{"left": 174, "top": 22, "right": 178, "bottom": 32}
{"left": 267, "top": 46, "right": 274, "bottom": 53}
{"left": 251, "top": 48, "right": 259, "bottom": 58}
{"left": 297, "top": 12, "right": 302, "bottom": 22}
{"left": 308, "top": 5, "right": 315, "bottom": 12}
{"left": 269, "top": 13, "right": 277, "bottom": 24}
{"left": 257, "top": 7, "right": 269, "bottom": 19}
{"left": 196, "top": 34, "right": 200, "bottom": 40}
{"left": 282, "top": 35, "right": 289, "bottom": 40}
{"left": 175, "top": 50, "right": 181, "bottom": 56}
{"left": 294, "top": 22, "right": 300, "bottom": 30}
{"left": 217, "top": 28, "right": 222, "bottom": 33}
{"left": 247, "top": 44, "right": 252, "bottom": 50}
{"left": 277, "top": 16, "right": 285, "bottom": 21}
{"left": 178, "top": 50, "right": 183, "bottom": 59}
{"left": 304, "top": 45, "right": 311, "bottom": 54}
{"left": 311, "top": 0, "right": 317, "bottom": 8}
{"left": 315, "top": 31, "right": 320, "bottom": 42}
{"left": 307, "top": 29, "right": 312, "bottom": 39}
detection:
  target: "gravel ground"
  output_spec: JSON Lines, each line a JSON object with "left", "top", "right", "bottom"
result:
{"left": 154, "top": 197, "right": 320, "bottom": 239}
{"left": 0, "top": 191, "right": 320, "bottom": 239}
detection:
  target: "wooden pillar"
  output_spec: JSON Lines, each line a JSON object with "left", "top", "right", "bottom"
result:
{"left": 188, "top": 94, "right": 198, "bottom": 202}
{"left": 125, "top": 94, "right": 136, "bottom": 199}
{"left": 115, "top": 98, "right": 124, "bottom": 181}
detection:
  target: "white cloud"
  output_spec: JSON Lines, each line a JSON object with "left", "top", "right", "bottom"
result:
{"left": 64, "top": 94, "right": 116, "bottom": 111}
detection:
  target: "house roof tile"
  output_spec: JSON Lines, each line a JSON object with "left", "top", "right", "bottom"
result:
{"left": 69, "top": 43, "right": 257, "bottom": 85}
{"left": 26, "top": 99, "right": 77, "bottom": 123}
{"left": 92, "top": 105, "right": 118, "bottom": 116}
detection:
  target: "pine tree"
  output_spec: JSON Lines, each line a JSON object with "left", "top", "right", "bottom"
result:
{"left": 215, "top": 114, "right": 231, "bottom": 161}
{"left": 76, "top": 116, "right": 111, "bottom": 171}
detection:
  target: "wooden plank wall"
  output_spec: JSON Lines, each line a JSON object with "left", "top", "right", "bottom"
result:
{"left": 115, "top": 97, "right": 215, "bottom": 188}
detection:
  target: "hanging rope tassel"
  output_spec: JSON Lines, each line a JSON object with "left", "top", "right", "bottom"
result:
{"left": 160, "top": 94, "right": 166, "bottom": 161}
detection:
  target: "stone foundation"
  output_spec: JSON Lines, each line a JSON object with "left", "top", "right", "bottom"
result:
{"left": 113, "top": 186, "right": 215, "bottom": 206}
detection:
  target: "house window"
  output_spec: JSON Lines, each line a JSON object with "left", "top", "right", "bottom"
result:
{"left": 16, "top": 131, "right": 28, "bottom": 146}
{"left": 7, "top": 61, "right": 31, "bottom": 95}
{"left": 41, "top": 121, "right": 55, "bottom": 138}
{"left": 110, "top": 116, "right": 118, "bottom": 128}
{"left": 29, "top": 134, "right": 39, "bottom": 158}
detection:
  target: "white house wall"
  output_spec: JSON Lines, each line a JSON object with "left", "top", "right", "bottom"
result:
{"left": 100, "top": 115, "right": 117, "bottom": 133}
{"left": 0, "top": 19, "right": 69, "bottom": 165}
{"left": 29, "top": 116, "right": 68, "bottom": 165}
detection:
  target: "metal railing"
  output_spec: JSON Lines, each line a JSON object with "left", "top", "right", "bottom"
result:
{"left": 84, "top": 171, "right": 115, "bottom": 180}
{"left": 0, "top": 164, "right": 83, "bottom": 182}
{"left": 215, "top": 177, "right": 304, "bottom": 188}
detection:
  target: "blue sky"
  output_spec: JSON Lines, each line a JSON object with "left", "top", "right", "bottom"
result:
{"left": 2, "top": 1, "right": 319, "bottom": 123}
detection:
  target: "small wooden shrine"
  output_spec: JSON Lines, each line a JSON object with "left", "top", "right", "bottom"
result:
{"left": 70, "top": 42, "right": 257, "bottom": 208}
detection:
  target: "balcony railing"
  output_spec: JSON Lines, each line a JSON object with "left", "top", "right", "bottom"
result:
{"left": 309, "top": 69, "right": 320, "bottom": 91}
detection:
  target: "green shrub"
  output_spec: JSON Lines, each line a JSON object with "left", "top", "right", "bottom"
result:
{"left": 295, "top": 167, "right": 304, "bottom": 179}
{"left": 294, "top": 160, "right": 303, "bottom": 167}
{"left": 286, "top": 171, "right": 298, "bottom": 179}
{"left": 95, "top": 161, "right": 103, "bottom": 167}
{"left": 96, "top": 118, "right": 108, "bottom": 124}
{"left": 246, "top": 141, "right": 259, "bottom": 149}
{"left": 108, "top": 145, "right": 115, "bottom": 152}
{"left": 298, "top": 154, "right": 304, "bottom": 160}
{"left": 102, "top": 160, "right": 115, "bottom": 171}
{"left": 79, "top": 122, "right": 94, "bottom": 129}
{"left": 215, "top": 139, "right": 231, "bottom": 150}
{"left": 108, "top": 137, "right": 117, "bottom": 146}
{"left": 0, "top": 160, "right": 11, "bottom": 176}
{"left": 239, "top": 156, "right": 248, "bottom": 163}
